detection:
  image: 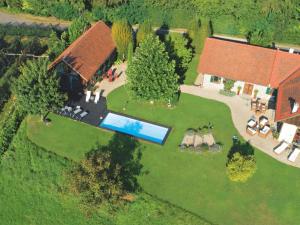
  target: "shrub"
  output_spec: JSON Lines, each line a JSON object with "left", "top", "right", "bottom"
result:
{"left": 0, "top": 98, "right": 25, "bottom": 155}
{"left": 226, "top": 152, "right": 257, "bottom": 183}
{"left": 223, "top": 79, "right": 235, "bottom": 92}
{"left": 219, "top": 90, "right": 236, "bottom": 97}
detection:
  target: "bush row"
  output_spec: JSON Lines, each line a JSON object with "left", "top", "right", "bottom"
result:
{"left": 0, "top": 23, "right": 56, "bottom": 37}
{"left": 0, "top": 98, "right": 25, "bottom": 155}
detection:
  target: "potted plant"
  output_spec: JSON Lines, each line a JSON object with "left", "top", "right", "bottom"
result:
{"left": 254, "top": 89, "right": 259, "bottom": 98}
{"left": 272, "top": 129, "right": 279, "bottom": 140}
{"left": 237, "top": 86, "right": 242, "bottom": 95}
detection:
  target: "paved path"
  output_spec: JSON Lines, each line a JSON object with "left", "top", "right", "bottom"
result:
{"left": 0, "top": 11, "right": 69, "bottom": 30}
{"left": 180, "top": 85, "right": 300, "bottom": 168}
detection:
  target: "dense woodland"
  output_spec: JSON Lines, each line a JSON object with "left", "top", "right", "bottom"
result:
{"left": 1, "top": 0, "right": 300, "bottom": 45}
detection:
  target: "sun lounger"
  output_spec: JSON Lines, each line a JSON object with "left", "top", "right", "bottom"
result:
{"left": 273, "top": 141, "right": 289, "bottom": 154}
{"left": 85, "top": 91, "right": 91, "bottom": 102}
{"left": 73, "top": 108, "right": 81, "bottom": 114}
{"left": 193, "top": 134, "right": 203, "bottom": 147}
{"left": 94, "top": 91, "right": 100, "bottom": 104}
{"left": 79, "top": 111, "right": 88, "bottom": 120}
{"left": 288, "top": 148, "right": 300, "bottom": 162}
{"left": 180, "top": 133, "right": 195, "bottom": 147}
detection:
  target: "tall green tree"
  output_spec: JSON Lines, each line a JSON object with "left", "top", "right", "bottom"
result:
{"left": 69, "top": 133, "right": 142, "bottom": 206}
{"left": 68, "top": 17, "right": 91, "bottom": 43}
{"left": 13, "top": 58, "right": 66, "bottom": 120}
{"left": 127, "top": 34, "right": 179, "bottom": 101}
{"left": 47, "top": 31, "right": 67, "bottom": 60}
{"left": 165, "top": 33, "right": 192, "bottom": 83}
{"left": 112, "top": 20, "right": 132, "bottom": 60}
{"left": 188, "top": 18, "right": 201, "bottom": 52}
{"left": 136, "top": 20, "right": 153, "bottom": 45}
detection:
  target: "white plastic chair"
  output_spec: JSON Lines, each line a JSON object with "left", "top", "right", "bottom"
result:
{"left": 94, "top": 91, "right": 100, "bottom": 104}
{"left": 274, "top": 142, "right": 289, "bottom": 154}
{"left": 288, "top": 148, "right": 300, "bottom": 162}
{"left": 85, "top": 91, "right": 91, "bottom": 102}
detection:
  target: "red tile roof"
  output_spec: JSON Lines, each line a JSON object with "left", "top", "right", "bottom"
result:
{"left": 198, "top": 38, "right": 300, "bottom": 88}
{"left": 275, "top": 68, "right": 300, "bottom": 122}
{"left": 49, "top": 21, "right": 116, "bottom": 82}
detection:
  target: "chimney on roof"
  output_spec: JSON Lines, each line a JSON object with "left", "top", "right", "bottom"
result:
{"left": 292, "top": 101, "right": 299, "bottom": 113}
{"left": 289, "top": 48, "right": 295, "bottom": 54}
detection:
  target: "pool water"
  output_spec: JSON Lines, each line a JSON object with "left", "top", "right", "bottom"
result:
{"left": 99, "top": 112, "right": 170, "bottom": 144}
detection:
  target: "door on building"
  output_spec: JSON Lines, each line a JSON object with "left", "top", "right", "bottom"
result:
{"left": 243, "top": 83, "right": 254, "bottom": 95}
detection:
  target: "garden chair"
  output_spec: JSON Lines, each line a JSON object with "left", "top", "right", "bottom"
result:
{"left": 258, "top": 125, "right": 271, "bottom": 138}
{"left": 246, "top": 126, "right": 257, "bottom": 136}
{"left": 94, "top": 91, "right": 100, "bottom": 104}
{"left": 85, "top": 91, "right": 91, "bottom": 102}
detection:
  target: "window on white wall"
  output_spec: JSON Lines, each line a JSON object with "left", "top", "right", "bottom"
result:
{"left": 210, "top": 76, "right": 222, "bottom": 83}
{"left": 265, "top": 87, "right": 272, "bottom": 95}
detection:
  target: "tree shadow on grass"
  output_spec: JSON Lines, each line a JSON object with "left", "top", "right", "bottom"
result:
{"left": 227, "top": 140, "right": 255, "bottom": 160}
{"left": 87, "top": 133, "right": 144, "bottom": 192}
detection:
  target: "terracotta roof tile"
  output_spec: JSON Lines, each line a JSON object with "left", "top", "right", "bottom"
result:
{"left": 50, "top": 21, "right": 116, "bottom": 81}
{"left": 275, "top": 68, "right": 300, "bottom": 122}
{"left": 198, "top": 38, "right": 300, "bottom": 88}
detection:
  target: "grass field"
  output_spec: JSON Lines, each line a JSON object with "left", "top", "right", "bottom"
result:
{"left": 0, "top": 122, "right": 209, "bottom": 225}
{"left": 26, "top": 87, "right": 300, "bottom": 225}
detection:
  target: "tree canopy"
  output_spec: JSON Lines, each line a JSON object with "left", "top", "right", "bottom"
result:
{"left": 69, "top": 133, "right": 142, "bottom": 206}
{"left": 165, "top": 33, "right": 192, "bottom": 82}
{"left": 127, "top": 34, "right": 179, "bottom": 102}
{"left": 13, "top": 58, "right": 66, "bottom": 119}
{"left": 68, "top": 17, "right": 91, "bottom": 44}
{"left": 136, "top": 20, "right": 153, "bottom": 45}
{"left": 112, "top": 20, "right": 132, "bottom": 60}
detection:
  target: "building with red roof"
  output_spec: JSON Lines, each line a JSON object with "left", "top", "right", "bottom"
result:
{"left": 197, "top": 37, "right": 300, "bottom": 143}
{"left": 49, "top": 21, "right": 116, "bottom": 89}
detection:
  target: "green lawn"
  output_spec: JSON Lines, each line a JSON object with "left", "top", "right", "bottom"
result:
{"left": 26, "top": 87, "right": 300, "bottom": 225}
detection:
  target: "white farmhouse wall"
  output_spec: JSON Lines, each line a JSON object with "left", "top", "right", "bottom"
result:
{"left": 232, "top": 81, "right": 245, "bottom": 93}
{"left": 201, "top": 74, "right": 271, "bottom": 100}
{"left": 202, "top": 74, "right": 224, "bottom": 90}
{"left": 252, "top": 84, "right": 271, "bottom": 100}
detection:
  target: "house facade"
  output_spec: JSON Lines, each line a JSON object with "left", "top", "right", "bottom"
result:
{"left": 49, "top": 21, "right": 116, "bottom": 92}
{"left": 197, "top": 38, "right": 300, "bottom": 144}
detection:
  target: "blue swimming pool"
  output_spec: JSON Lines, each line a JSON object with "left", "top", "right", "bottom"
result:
{"left": 99, "top": 112, "right": 170, "bottom": 144}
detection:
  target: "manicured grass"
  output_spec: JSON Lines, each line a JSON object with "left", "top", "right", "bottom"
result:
{"left": 27, "top": 87, "right": 300, "bottom": 225}
{"left": 27, "top": 116, "right": 114, "bottom": 161}
{"left": 183, "top": 53, "right": 200, "bottom": 85}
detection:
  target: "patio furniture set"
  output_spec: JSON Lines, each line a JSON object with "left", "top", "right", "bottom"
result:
{"left": 58, "top": 105, "right": 89, "bottom": 120}
{"left": 103, "top": 68, "right": 121, "bottom": 82}
{"left": 273, "top": 141, "right": 300, "bottom": 162}
{"left": 246, "top": 116, "right": 271, "bottom": 138}
{"left": 251, "top": 99, "right": 267, "bottom": 115}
